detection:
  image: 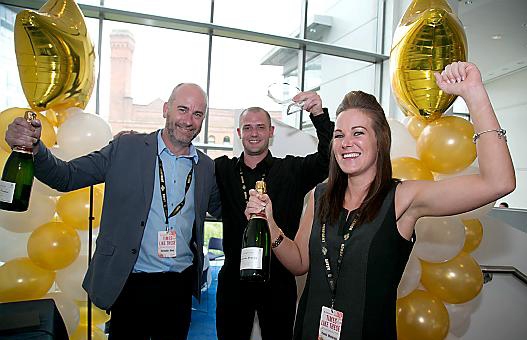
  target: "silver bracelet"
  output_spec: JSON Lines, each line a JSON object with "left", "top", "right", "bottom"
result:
{"left": 472, "top": 128, "right": 507, "bottom": 144}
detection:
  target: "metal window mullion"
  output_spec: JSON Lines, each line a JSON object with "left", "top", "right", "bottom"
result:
{"left": 297, "top": 0, "right": 308, "bottom": 130}
{"left": 0, "top": 0, "right": 388, "bottom": 64}
{"left": 203, "top": 0, "right": 214, "bottom": 155}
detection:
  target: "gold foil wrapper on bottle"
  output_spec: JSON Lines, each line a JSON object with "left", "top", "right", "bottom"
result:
{"left": 255, "top": 180, "right": 266, "bottom": 195}
{"left": 14, "top": 0, "right": 96, "bottom": 112}
{"left": 390, "top": 0, "right": 467, "bottom": 121}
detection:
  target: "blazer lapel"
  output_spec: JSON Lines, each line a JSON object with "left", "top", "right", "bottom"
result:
{"left": 142, "top": 131, "right": 158, "bottom": 214}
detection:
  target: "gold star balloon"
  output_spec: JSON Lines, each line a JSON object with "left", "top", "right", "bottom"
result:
{"left": 14, "top": 0, "right": 95, "bottom": 112}
{"left": 390, "top": 0, "right": 467, "bottom": 121}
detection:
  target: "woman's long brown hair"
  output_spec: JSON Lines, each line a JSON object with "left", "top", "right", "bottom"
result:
{"left": 318, "top": 91, "right": 393, "bottom": 225}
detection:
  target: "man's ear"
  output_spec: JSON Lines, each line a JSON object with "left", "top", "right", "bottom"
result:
{"left": 269, "top": 126, "right": 275, "bottom": 138}
{"left": 237, "top": 128, "right": 242, "bottom": 138}
{"left": 163, "top": 102, "right": 168, "bottom": 118}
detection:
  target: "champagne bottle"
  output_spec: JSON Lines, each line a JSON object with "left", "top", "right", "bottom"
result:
{"left": 240, "top": 180, "right": 271, "bottom": 282}
{"left": 0, "top": 111, "right": 36, "bottom": 212}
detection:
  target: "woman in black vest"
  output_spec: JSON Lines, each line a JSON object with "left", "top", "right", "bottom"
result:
{"left": 245, "top": 61, "right": 515, "bottom": 339}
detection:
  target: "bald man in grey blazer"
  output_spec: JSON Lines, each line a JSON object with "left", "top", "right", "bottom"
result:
{"left": 5, "top": 83, "right": 221, "bottom": 339}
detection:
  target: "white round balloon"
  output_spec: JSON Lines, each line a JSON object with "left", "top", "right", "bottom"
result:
{"left": 414, "top": 216, "right": 466, "bottom": 263}
{"left": 56, "top": 255, "right": 89, "bottom": 301}
{"left": 397, "top": 251, "right": 422, "bottom": 298}
{"left": 0, "top": 191, "right": 56, "bottom": 233}
{"left": 388, "top": 118, "right": 417, "bottom": 158}
{"left": 57, "top": 111, "right": 112, "bottom": 160}
{"left": 43, "top": 292, "right": 80, "bottom": 335}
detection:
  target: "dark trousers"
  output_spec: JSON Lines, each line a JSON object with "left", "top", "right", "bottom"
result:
{"left": 215, "top": 267, "right": 297, "bottom": 340}
{"left": 109, "top": 268, "right": 193, "bottom": 340}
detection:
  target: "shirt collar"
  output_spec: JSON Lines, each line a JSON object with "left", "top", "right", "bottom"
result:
{"left": 237, "top": 151, "right": 274, "bottom": 171}
{"left": 157, "top": 130, "right": 199, "bottom": 164}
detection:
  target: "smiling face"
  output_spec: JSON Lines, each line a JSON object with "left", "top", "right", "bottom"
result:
{"left": 333, "top": 108, "right": 379, "bottom": 179}
{"left": 237, "top": 108, "right": 275, "bottom": 157}
{"left": 162, "top": 84, "right": 207, "bottom": 154}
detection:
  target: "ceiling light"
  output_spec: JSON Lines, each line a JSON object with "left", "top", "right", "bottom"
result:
{"left": 464, "top": 0, "right": 473, "bottom": 4}
{"left": 492, "top": 34, "right": 502, "bottom": 40}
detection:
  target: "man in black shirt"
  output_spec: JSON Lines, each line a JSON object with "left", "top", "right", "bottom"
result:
{"left": 214, "top": 91, "right": 333, "bottom": 340}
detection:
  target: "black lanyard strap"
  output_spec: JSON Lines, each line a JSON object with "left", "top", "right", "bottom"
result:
{"left": 158, "top": 155, "right": 194, "bottom": 230}
{"left": 321, "top": 211, "right": 360, "bottom": 309}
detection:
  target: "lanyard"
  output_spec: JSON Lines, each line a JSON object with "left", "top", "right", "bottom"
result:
{"left": 321, "top": 211, "right": 360, "bottom": 309}
{"left": 239, "top": 166, "right": 266, "bottom": 203}
{"left": 158, "top": 155, "right": 194, "bottom": 230}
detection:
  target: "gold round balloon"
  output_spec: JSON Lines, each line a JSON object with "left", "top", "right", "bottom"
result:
{"left": 392, "top": 157, "right": 434, "bottom": 181}
{"left": 70, "top": 324, "right": 106, "bottom": 340}
{"left": 406, "top": 116, "right": 428, "bottom": 139}
{"left": 421, "top": 252, "right": 483, "bottom": 304}
{"left": 56, "top": 186, "right": 104, "bottom": 230}
{"left": 0, "top": 257, "right": 56, "bottom": 303}
{"left": 27, "top": 221, "right": 81, "bottom": 271}
{"left": 417, "top": 116, "right": 476, "bottom": 174}
{"left": 0, "top": 107, "right": 57, "bottom": 152}
{"left": 396, "top": 289, "right": 449, "bottom": 340}
{"left": 14, "top": 0, "right": 95, "bottom": 112}
{"left": 77, "top": 301, "right": 111, "bottom": 326}
{"left": 462, "top": 219, "right": 483, "bottom": 253}
{"left": 390, "top": 0, "right": 467, "bottom": 121}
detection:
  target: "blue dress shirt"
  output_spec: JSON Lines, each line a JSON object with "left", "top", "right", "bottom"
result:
{"left": 133, "top": 130, "right": 198, "bottom": 273}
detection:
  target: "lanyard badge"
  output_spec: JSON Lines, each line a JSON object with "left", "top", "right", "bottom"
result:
{"left": 156, "top": 155, "right": 194, "bottom": 258}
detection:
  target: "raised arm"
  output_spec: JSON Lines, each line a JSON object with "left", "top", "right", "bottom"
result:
{"left": 292, "top": 91, "right": 334, "bottom": 191}
{"left": 246, "top": 189, "right": 314, "bottom": 275}
{"left": 396, "top": 62, "right": 516, "bottom": 237}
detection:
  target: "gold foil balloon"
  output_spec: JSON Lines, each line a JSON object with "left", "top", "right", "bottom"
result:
{"left": 0, "top": 107, "right": 56, "bottom": 152}
{"left": 390, "top": 0, "right": 467, "bottom": 121}
{"left": 421, "top": 252, "right": 483, "bottom": 304}
{"left": 392, "top": 157, "right": 434, "bottom": 180}
{"left": 461, "top": 219, "right": 483, "bottom": 253}
{"left": 27, "top": 221, "right": 81, "bottom": 271}
{"left": 56, "top": 186, "right": 104, "bottom": 230}
{"left": 417, "top": 116, "right": 476, "bottom": 174}
{"left": 0, "top": 257, "right": 56, "bottom": 302}
{"left": 397, "top": 289, "right": 449, "bottom": 340}
{"left": 14, "top": 0, "right": 95, "bottom": 112}
{"left": 406, "top": 116, "right": 429, "bottom": 139}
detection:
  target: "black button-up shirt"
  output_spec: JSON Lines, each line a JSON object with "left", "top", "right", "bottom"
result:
{"left": 214, "top": 111, "right": 333, "bottom": 280}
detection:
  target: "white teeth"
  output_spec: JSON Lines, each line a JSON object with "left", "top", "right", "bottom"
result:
{"left": 343, "top": 152, "right": 360, "bottom": 159}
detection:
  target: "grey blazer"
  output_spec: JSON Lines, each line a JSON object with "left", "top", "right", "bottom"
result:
{"left": 34, "top": 131, "right": 222, "bottom": 310}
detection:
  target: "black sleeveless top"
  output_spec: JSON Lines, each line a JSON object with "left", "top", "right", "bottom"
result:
{"left": 294, "top": 181, "right": 414, "bottom": 340}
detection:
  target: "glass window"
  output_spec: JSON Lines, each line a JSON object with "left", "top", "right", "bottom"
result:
{"left": 207, "top": 36, "right": 297, "bottom": 158}
{"left": 98, "top": 21, "right": 209, "bottom": 134}
{"left": 308, "top": 0, "right": 381, "bottom": 53}
{"left": 98, "top": 0, "right": 211, "bottom": 23}
{"left": 214, "top": 0, "right": 302, "bottom": 37}
{"left": 223, "top": 136, "right": 230, "bottom": 144}
{"left": 208, "top": 135, "right": 215, "bottom": 143}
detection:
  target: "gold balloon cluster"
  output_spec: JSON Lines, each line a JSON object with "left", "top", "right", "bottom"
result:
{"left": 0, "top": 0, "right": 110, "bottom": 336}
{"left": 389, "top": 1, "right": 486, "bottom": 340}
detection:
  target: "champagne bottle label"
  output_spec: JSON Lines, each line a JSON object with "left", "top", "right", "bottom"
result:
{"left": 0, "top": 180, "right": 16, "bottom": 203}
{"left": 240, "top": 247, "right": 263, "bottom": 270}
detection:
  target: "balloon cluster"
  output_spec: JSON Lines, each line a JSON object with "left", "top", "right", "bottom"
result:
{"left": 0, "top": 0, "right": 111, "bottom": 335}
{"left": 389, "top": 1, "right": 486, "bottom": 340}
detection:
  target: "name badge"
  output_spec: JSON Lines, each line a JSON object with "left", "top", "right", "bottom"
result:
{"left": 318, "top": 306, "right": 343, "bottom": 340}
{"left": 158, "top": 230, "right": 177, "bottom": 258}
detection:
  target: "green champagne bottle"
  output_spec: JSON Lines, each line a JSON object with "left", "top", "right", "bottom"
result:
{"left": 240, "top": 180, "right": 271, "bottom": 282}
{"left": 0, "top": 111, "right": 36, "bottom": 212}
